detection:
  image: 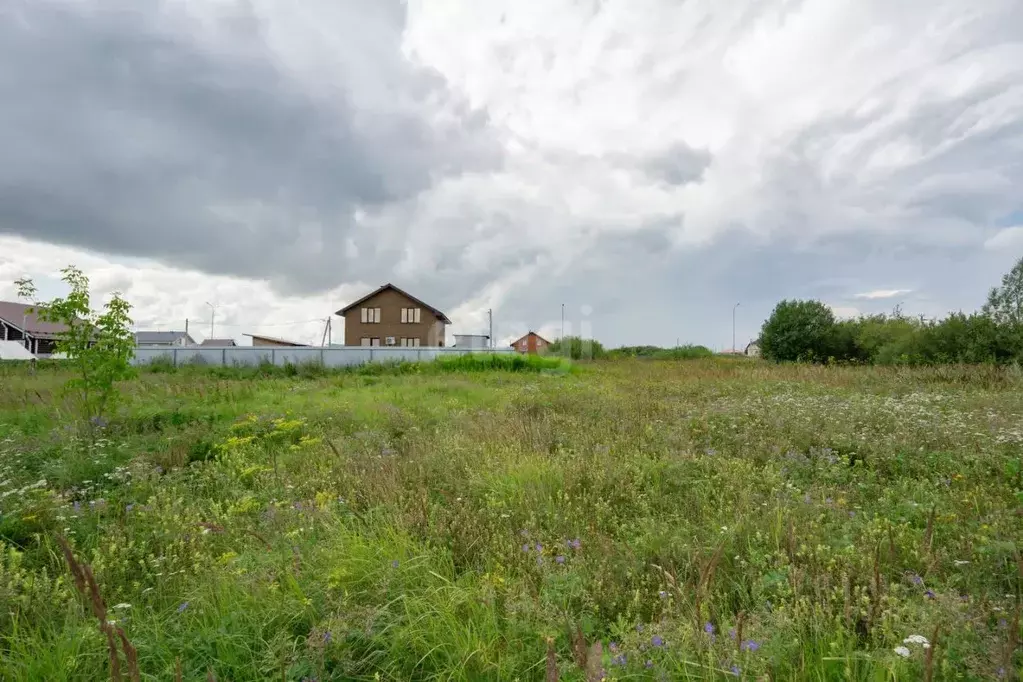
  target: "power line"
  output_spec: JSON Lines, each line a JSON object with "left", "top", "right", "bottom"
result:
{"left": 179, "top": 317, "right": 328, "bottom": 329}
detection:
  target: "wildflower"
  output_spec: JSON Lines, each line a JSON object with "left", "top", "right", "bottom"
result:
{"left": 73, "top": 501, "right": 81, "bottom": 513}
{"left": 742, "top": 639, "right": 760, "bottom": 652}
{"left": 658, "top": 590, "right": 667, "bottom": 599}
{"left": 893, "top": 646, "right": 910, "bottom": 658}
{"left": 651, "top": 635, "right": 664, "bottom": 647}
{"left": 705, "top": 448, "right": 717, "bottom": 456}
{"left": 609, "top": 642, "right": 619, "bottom": 653}
{"left": 903, "top": 634, "right": 929, "bottom": 647}
{"left": 555, "top": 555, "right": 565, "bottom": 564}
{"left": 953, "top": 560, "right": 970, "bottom": 566}
{"left": 568, "top": 538, "right": 582, "bottom": 550}
{"left": 611, "top": 653, "right": 627, "bottom": 666}
{"left": 998, "top": 668, "right": 1007, "bottom": 679}
{"left": 645, "top": 660, "right": 653, "bottom": 669}
{"left": 730, "top": 665, "right": 741, "bottom": 676}
{"left": 522, "top": 544, "right": 530, "bottom": 552}
{"left": 924, "top": 589, "right": 935, "bottom": 599}
{"left": 323, "top": 631, "right": 332, "bottom": 644}
{"left": 90, "top": 416, "right": 108, "bottom": 429}
{"left": 909, "top": 573, "right": 924, "bottom": 586}
{"left": 390, "top": 560, "right": 399, "bottom": 569}
{"left": 125, "top": 504, "right": 134, "bottom": 512}
{"left": 520, "top": 529, "right": 530, "bottom": 537}
{"left": 536, "top": 556, "right": 543, "bottom": 566}
{"left": 535, "top": 543, "right": 543, "bottom": 552}
{"left": 704, "top": 622, "right": 715, "bottom": 635}
{"left": 176, "top": 602, "right": 190, "bottom": 614}
{"left": 112, "top": 603, "right": 131, "bottom": 610}
{"left": 728, "top": 627, "right": 736, "bottom": 639}
{"left": 636, "top": 624, "right": 644, "bottom": 633}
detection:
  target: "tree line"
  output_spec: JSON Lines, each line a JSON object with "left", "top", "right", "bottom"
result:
{"left": 758, "top": 257, "right": 1023, "bottom": 364}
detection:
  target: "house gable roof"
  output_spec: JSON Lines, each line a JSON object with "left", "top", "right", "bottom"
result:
{"left": 335, "top": 283, "right": 452, "bottom": 324}
{"left": 136, "top": 331, "right": 195, "bottom": 344}
{"left": 510, "top": 330, "right": 551, "bottom": 346}
{"left": 243, "top": 333, "right": 308, "bottom": 347}
{"left": 0, "top": 301, "right": 72, "bottom": 339}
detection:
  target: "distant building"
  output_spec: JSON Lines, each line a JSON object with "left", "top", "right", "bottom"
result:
{"left": 335, "top": 283, "right": 450, "bottom": 347}
{"left": 453, "top": 334, "right": 490, "bottom": 349}
{"left": 135, "top": 331, "right": 196, "bottom": 347}
{"left": 200, "top": 338, "right": 237, "bottom": 347}
{"left": 510, "top": 331, "right": 551, "bottom": 355}
{"left": 745, "top": 340, "right": 761, "bottom": 357}
{"left": 244, "top": 333, "right": 309, "bottom": 348}
{"left": 0, "top": 300, "right": 75, "bottom": 357}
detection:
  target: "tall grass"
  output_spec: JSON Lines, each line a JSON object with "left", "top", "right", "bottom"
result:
{"left": 0, "top": 359, "right": 1021, "bottom": 679}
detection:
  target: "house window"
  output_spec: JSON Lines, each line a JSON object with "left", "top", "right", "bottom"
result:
{"left": 401, "top": 307, "right": 421, "bottom": 324}
{"left": 361, "top": 338, "right": 371, "bottom": 347}
{"left": 370, "top": 338, "right": 381, "bottom": 347}
{"left": 361, "top": 307, "right": 381, "bottom": 323}
{"left": 400, "top": 338, "right": 422, "bottom": 347}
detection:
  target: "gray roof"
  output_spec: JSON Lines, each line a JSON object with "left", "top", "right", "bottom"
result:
{"left": 0, "top": 300, "right": 73, "bottom": 339}
{"left": 200, "top": 338, "right": 237, "bottom": 346}
{"left": 135, "top": 331, "right": 194, "bottom": 344}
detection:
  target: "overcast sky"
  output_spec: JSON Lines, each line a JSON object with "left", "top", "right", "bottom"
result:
{"left": 1, "top": 0, "right": 1021, "bottom": 349}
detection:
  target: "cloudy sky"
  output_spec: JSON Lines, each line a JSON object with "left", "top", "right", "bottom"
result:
{"left": 1, "top": 0, "right": 1021, "bottom": 349}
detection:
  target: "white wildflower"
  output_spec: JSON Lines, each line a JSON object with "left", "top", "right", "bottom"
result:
{"left": 112, "top": 603, "right": 131, "bottom": 610}
{"left": 954, "top": 560, "right": 970, "bottom": 566}
{"left": 893, "top": 646, "right": 911, "bottom": 658}
{"left": 903, "top": 635, "right": 929, "bottom": 647}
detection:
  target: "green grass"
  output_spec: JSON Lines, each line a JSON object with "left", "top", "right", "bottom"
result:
{"left": 1, "top": 357, "right": 1021, "bottom": 680}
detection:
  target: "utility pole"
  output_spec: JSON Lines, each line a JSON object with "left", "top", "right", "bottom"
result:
{"left": 328, "top": 317, "right": 332, "bottom": 346}
{"left": 205, "top": 301, "right": 218, "bottom": 339}
{"left": 732, "top": 302, "right": 740, "bottom": 353}
{"left": 561, "top": 303, "right": 565, "bottom": 340}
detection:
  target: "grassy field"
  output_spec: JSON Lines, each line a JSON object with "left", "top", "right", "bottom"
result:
{"left": 1, "top": 357, "right": 1021, "bottom": 680}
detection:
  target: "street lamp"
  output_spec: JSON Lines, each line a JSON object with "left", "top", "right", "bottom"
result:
{"left": 732, "top": 302, "right": 740, "bottom": 353}
{"left": 205, "top": 301, "right": 218, "bottom": 339}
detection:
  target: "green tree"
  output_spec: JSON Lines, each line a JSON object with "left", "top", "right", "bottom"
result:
{"left": 982, "top": 256, "right": 1023, "bottom": 325}
{"left": 759, "top": 299, "right": 837, "bottom": 362}
{"left": 16, "top": 266, "right": 135, "bottom": 432}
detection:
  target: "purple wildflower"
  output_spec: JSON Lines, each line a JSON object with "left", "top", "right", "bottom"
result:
{"left": 924, "top": 589, "right": 935, "bottom": 599}
{"left": 535, "top": 543, "right": 543, "bottom": 552}
{"left": 645, "top": 660, "right": 654, "bottom": 669}
{"left": 611, "top": 654, "right": 627, "bottom": 666}
{"left": 999, "top": 618, "right": 1008, "bottom": 629}
{"left": 555, "top": 555, "right": 565, "bottom": 564}
{"left": 636, "top": 623, "right": 644, "bottom": 633}
{"left": 651, "top": 635, "right": 664, "bottom": 647}
{"left": 609, "top": 642, "right": 619, "bottom": 653}
{"left": 910, "top": 573, "right": 924, "bottom": 586}
{"left": 176, "top": 602, "right": 189, "bottom": 614}
{"left": 391, "top": 560, "right": 399, "bottom": 569}
{"left": 742, "top": 639, "right": 760, "bottom": 653}
{"left": 73, "top": 501, "right": 81, "bottom": 513}
{"left": 731, "top": 665, "right": 741, "bottom": 676}
{"left": 522, "top": 544, "right": 530, "bottom": 552}
{"left": 569, "top": 538, "right": 581, "bottom": 550}
{"left": 658, "top": 590, "right": 668, "bottom": 599}
{"left": 704, "top": 622, "right": 715, "bottom": 635}
{"left": 728, "top": 627, "right": 736, "bottom": 640}
{"left": 322, "top": 631, "right": 332, "bottom": 644}
{"left": 998, "top": 667, "right": 1007, "bottom": 679}
{"left": 125, "top": 504, "right": 134, "bottom": 512}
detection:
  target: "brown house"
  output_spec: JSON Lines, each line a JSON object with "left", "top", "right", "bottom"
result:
{"left": 510, "top": 331, "right": 551, "bottom": 355}
{"left": 336, "top": 283, "right": 451, "bottom": 347}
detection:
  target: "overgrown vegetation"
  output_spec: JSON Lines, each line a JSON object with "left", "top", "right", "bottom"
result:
{"left": 15, "top": 266, "right": 135, "bottom": 432}
{"left": 607, "top": 344, "right": 714, "bottom": 360}
{"left": 547, "top": 335, "right": 606, "bottom": 360}
{"left": 760, "top": 256, "right": 1023, "bottom": 365}
{"left": 2, "top": 359, "right": 1021, "bottom": 679}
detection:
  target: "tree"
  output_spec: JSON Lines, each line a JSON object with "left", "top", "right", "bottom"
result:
{"left": 547, "top": 335, "right": 606, "bottom": 360}
{"left": 982, "top": 256, "right": 1023, "bottom": 325}
{"left": 16, "top": 266, "right": 135, "bottom": 432}
{"left": 759, "top": 299, "right": 837, "bottom": 362}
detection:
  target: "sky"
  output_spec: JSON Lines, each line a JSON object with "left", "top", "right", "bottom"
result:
{"left": 1, "top": 0, "right": 1021, "bottom": 350}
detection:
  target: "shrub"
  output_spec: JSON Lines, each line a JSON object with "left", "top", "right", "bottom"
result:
{"left": 759, "top": 299, "right": 836, "bottom": 362}
{"left": 547, "top": 336, "right": 606, "bottom": 360}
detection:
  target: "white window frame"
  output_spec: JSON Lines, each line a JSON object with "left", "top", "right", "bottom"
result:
{"left": 362, "top": 307, "right": 380, "bottom": 323}
{"left": 370, "top": 337, "right": 381, "bottom": 347}
{"left": 361, "top": 337, "right": 371, "bottom": 347}
{"left": 401, "top": 307, "right": 421, "bottom": 324}
{"left": 414, "top": 338, "right": 421, "bottom": 347}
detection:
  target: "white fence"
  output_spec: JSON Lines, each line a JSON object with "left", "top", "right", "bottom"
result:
{"left": 132, "top": 345, "right": 516, "bottom": 368}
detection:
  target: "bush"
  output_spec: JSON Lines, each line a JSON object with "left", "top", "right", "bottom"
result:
{"left": 546, "top": 336, "right": 606, "bottom": 360}
{"left": 759, "top": 300, "right": 837, "bottom": 362}
{"left": 608, "top": 345, "right": 714, "bottom": 360}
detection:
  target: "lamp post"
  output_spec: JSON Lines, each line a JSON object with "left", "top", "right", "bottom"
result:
{"left": 732, "top": 302, "right": 740, "bottom": 353}
{"left": 561, "top": 303, "right": 565, "bottom": 340}
{"left": 205, "top": 301, "right": 218, "bottom": 339}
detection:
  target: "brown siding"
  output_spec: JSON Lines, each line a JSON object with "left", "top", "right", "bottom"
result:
{"left": 513, "top": 332, "right": 549, "bottom": 355}
{"left": 252, "top": 337, "right": 294, "bottom": 347}
{"left": 343, "top": 288, "right": 446, "bottom": 346}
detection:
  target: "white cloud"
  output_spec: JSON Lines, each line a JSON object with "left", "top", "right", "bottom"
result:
{"left": 1, "top": 0, "right": 1022, "bottom": 348}
{"left": 829, "top": 305, "right": 861, "bottom": 320}
{"left": 854, "top": 289, "right": 913, "bottom": 300}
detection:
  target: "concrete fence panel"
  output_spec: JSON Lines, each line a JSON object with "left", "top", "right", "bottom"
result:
{"left": 131, "top": 345, "right": 514, "bottom": 368}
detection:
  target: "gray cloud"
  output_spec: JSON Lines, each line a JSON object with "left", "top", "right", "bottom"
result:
{"left": 0, "top": 0, "right": 501, "bottom": 293}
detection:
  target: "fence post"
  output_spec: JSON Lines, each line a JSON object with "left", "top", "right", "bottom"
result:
{"left": 222, "top": 348, "right": 226, "bottom": 367}
{"left": 173, "top": 349, "right": 177, "bottom": 367}
{"left": 271, "top": 349, "right": 276, "bottom": 366}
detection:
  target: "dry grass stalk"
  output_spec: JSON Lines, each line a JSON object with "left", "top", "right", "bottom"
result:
{"left": 869, "top": 544, "right": 883, "bottom": 633}
{"left": 735, "top": 610, "right": 746, "bottom": 654}
{"left": 545, "top": 637, "right": 559, "bottom": 682}
{"left": 175, "top": 658, "right": 183, "bottom": 682}
{"left": 923, "top": 505, "right": 937, "bottom": 556}
{"left": 924, "top": 624, "right": 940, "bottom": 682}
{"left": 694, "top": 543, "right": 725, "bottom": 631}
{"left": 56, "top": 534, "right": 140, "bottom": 682}
{"left": 584, "top": 641, "right": 603, "bottom": 682}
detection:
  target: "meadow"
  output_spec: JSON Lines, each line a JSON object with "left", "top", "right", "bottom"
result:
{"left": 1, "top": 356, "right": 1021, "bottom": 680}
